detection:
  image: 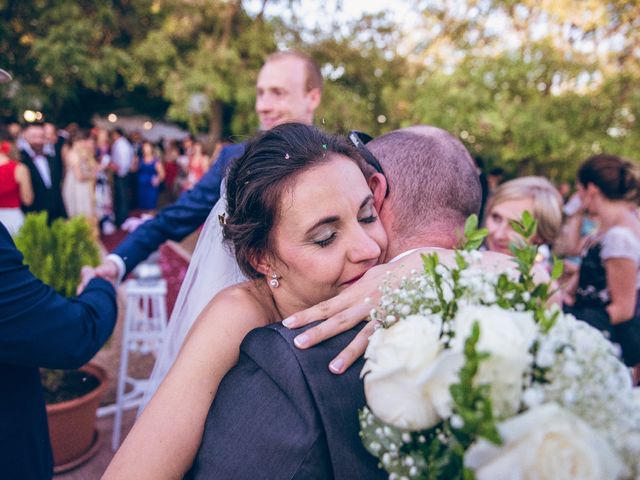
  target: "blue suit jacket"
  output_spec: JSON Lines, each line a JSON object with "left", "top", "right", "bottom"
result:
{"left": 188, "top": 322, "right": 385, "bottom": 479}
{"left": 114, "top": 143, "right": 246, "bottom": 275}
{"left": 0, "top": 222, "right": 117, "bottom": 479}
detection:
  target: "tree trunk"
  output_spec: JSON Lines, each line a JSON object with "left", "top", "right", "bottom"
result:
{"left": 207, "top": 99, "right": 224, "bottom": 145}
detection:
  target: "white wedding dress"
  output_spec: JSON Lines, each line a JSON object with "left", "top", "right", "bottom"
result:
{"left": 139, "top": 187, "right": 245, "bottom": 414}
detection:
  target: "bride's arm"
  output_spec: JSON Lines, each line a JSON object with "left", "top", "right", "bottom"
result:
{"left": 103, "top": 285, "right": 268, "bottom": 480}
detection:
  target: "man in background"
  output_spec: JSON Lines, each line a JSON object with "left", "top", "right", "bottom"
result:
{"left": 19, "top": 123, "right": 66, "bottom": 222}
{"left": 87, "top": 51, "right": 323, "bottom": 286}
{"left": 110, "top": 128, "right": 134, "bottom": 227}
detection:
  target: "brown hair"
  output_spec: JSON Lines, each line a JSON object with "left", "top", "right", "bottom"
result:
{"left": 265, "top": 51, "right": 323, "bottom": 93}
{"left": 578, "top": 154, "right": 640, "bottom": 204}
{"left": 223, "top": 123, "right": 364, "bottom": 278}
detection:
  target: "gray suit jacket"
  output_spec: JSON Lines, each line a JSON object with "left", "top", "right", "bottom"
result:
{"left": 187, "top": 322, "right": 385, "bottom": 479}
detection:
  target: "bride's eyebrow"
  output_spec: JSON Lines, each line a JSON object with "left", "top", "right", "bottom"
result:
{"left": 359, "top": 194, "right": 374, "bottom": 211}
{"left": 305, "top": 215, "right": 339, "bottom": 235}
{"left": 305, "top": 195, "right": 375, "bottom": 235}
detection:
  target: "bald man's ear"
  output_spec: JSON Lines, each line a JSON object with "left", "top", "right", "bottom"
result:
{"left": 368, "top": 173, "right": 387, "bottom": 212}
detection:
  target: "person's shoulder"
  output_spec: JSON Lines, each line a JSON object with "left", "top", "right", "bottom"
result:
{"left": 201, "top": 282, "right": 266, "bottom": 322}
{"left": 218, "top": 143, "right": 246, "bottom": 161}
{"left": 601, "top": 225, "right": 640, "bottom": 260}
{"left": 604, "top": 225, "right": 640, "bottom": 244}
{"left": 193, "top": 281, "right": 278, "bottom": 343}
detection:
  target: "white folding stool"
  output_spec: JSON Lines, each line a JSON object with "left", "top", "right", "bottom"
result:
{"left": 111, "top": 278, "right": 168, "bottom": 451}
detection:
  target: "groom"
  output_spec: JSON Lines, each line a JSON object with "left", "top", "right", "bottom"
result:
{"left": 186, "top": 126, "right": 482, "bottom": 478}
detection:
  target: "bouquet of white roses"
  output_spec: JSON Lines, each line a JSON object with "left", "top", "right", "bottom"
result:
{"left": 360, "top": 214, "right": 640, "bottom": 480}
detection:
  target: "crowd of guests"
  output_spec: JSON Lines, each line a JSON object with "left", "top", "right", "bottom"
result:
{"left": 480, "top": 156, "right": 640, "bottom": 382}
{"left": 0, "top": 121, "right": 224, "bottom": 235}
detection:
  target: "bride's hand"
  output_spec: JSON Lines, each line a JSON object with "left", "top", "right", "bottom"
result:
{"left": 283, "top": 248, "right": 519, "bottom": 374}
{"left": 282, "top": 262, "right": 403, "bottom": 374}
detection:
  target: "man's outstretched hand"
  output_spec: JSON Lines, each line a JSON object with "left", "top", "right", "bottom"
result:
{"left": 77, "top": 259, "right": 119, "bottom": 294}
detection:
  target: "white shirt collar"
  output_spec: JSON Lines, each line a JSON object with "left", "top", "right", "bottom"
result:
{"left": 389, "top": 247, "right": 446, "bottom": 263}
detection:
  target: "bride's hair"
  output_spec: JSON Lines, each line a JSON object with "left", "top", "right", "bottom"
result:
{"left": 223, "top": 123, "right": 366, "bottom": 278}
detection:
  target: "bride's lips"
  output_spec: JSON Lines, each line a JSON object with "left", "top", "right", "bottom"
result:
{"left": 340, "top": 262, "right": 377, "bottom": 287}
{"left": 341, "top": 272, "right": 366, "bottom": 287}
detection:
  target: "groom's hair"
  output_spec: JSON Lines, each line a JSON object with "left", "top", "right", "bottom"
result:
{"left": 368, "top": 126, "right": 481, "bottom": 243}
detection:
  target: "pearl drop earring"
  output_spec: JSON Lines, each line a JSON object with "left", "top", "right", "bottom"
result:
{"left": 269, "top": 273, "right": 280, "bottom": 288}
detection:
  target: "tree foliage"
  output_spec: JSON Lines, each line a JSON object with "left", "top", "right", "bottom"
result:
{"left": 1, "top": 0, "right": 637, "bottom": 177}
{"left": 389, "top": 0, "right": 640, "bottom": 178}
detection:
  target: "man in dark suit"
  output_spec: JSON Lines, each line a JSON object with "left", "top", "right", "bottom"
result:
{"left": 188, "top": 126, "right": 484, "bottom": 478}
{"left": 19, "top": 122, "right": 67, "bottom": 222}
{"left": 188, "top": 323, "right": 383, "bottom": 479}
{"left": 89, "top": 51, "right": 323, "bottom": 285}
{"left": 0, "top": 219, "right": 117, "bottom": 479}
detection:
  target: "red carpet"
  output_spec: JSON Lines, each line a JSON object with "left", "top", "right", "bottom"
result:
{"left": 99, "top": 230, "right": 189, "bottom": 316}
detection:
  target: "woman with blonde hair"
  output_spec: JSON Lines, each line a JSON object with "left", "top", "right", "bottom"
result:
{"left": 484, "top": 176, "right": 563, "bottom": 256}
{"left": 62, "top": 131, "right": 98, "bottom": 220}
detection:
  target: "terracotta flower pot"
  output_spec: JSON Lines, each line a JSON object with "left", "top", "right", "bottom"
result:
{"left": 46, "top": 363, "right": 108, "bottom": 473}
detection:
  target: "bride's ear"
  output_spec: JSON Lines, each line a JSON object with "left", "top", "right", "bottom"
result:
{"left": 368, "top": 173, "right": 388, "bottom": 212}
{"left": 250, "top": 250, "right": 271, "bottom": 277}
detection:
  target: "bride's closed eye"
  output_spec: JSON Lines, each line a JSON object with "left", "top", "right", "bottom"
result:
{"left": 313, "top": 230, "right": 337, "bottom": 248}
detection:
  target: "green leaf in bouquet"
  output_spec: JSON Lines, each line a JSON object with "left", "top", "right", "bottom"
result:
{"left": 455, "top": 251, "right": 469, "bottom": 270}
{"left": 422, "top": 252, "right": 440, "bottom": 275}
{"left": 551, "top": 255, "right": 563, "bottom": 281}
{"left": 461, "top": 215, "right": 488, "bottom": 251}
{"left": 464, "top": 214, "right": 478, "bottom": 237}
{"left": 449, "top": 322, "right": 501, "bottom": 450}
{"left": 509, "top": 210, "right": 537, "bottom": 240}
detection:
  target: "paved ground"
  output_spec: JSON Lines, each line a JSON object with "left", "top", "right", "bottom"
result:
{"left": 53, "top": 230, "right": 196, "bottom": 479}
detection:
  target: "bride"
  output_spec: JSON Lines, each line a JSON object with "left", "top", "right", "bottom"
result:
{"left": 104, "top": 123, "right": 391, "bottom": 478}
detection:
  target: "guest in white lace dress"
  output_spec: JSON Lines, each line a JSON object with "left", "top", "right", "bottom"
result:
{"left": 62, "top": 132, "right": 97, "bottom": 220}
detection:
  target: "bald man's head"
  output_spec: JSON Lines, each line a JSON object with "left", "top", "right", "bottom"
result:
{"left": 368, "top": 126, "right": 481, "bottom": 253}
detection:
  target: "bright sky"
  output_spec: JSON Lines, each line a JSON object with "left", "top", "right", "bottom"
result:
{"left": 245, "top": 0, "right": 417, "bottom": 32}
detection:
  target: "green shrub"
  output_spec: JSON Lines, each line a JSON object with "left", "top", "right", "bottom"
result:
{"left": 14, "top": 212, "right": 100, "bottom": 297}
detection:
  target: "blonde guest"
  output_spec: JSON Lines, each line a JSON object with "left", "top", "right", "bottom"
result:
{"left": 484, "top": 176, "right": 563, "bottom": 256}
{"left": 62, "top": 132, "right": 98, "bottom": 220}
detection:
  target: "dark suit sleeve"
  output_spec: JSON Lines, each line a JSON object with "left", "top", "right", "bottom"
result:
{"left": 0, "top": 224, "right": 117, "bottom": 369}
{"left": 188, "top": 327, "right": 333, "bottom": 480}
{"left": 113, "top": 144, "right": 244, "bottom": 274}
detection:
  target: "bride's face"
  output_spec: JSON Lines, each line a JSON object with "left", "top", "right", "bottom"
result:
{"left": 268, "top": 154, "right": 387, "bottom": 311}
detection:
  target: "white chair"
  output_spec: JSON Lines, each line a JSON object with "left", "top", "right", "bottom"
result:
{"left": 111, "top": 278, "right": 168, "bottom": 451}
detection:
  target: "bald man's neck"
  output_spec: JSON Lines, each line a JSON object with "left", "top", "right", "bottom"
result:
{"left": 384, "top": 227, "right": 461, "bottom": 262}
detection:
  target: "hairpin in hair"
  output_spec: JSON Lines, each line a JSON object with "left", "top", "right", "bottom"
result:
{"left": 218, "top": 213, "right": 227, "bottom": 226}
{"left": 285, "top": 153, "right": 290, "bottom": 160}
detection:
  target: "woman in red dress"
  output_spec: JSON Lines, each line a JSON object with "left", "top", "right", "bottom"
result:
{"left": 0, "top": 140, "right": 34, "bottom": 235}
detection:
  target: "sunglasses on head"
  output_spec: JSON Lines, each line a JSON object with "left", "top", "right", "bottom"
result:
{"left": 347, "top": 130, "right": 389, "bottom": 198}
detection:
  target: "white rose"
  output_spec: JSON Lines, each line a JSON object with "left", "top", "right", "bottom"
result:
{"left": 465, "top": 403, "right": 625, "bottom": 480}
{"left": 450, "top": 305, "right": 537, "bottom": 418}
{"left": 362, "top": 315, "right": 462, "bottom": 430}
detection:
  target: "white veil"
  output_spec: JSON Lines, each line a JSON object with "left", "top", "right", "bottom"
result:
{"left": 139, "top": 186, "right": 245, "bottom": 414}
